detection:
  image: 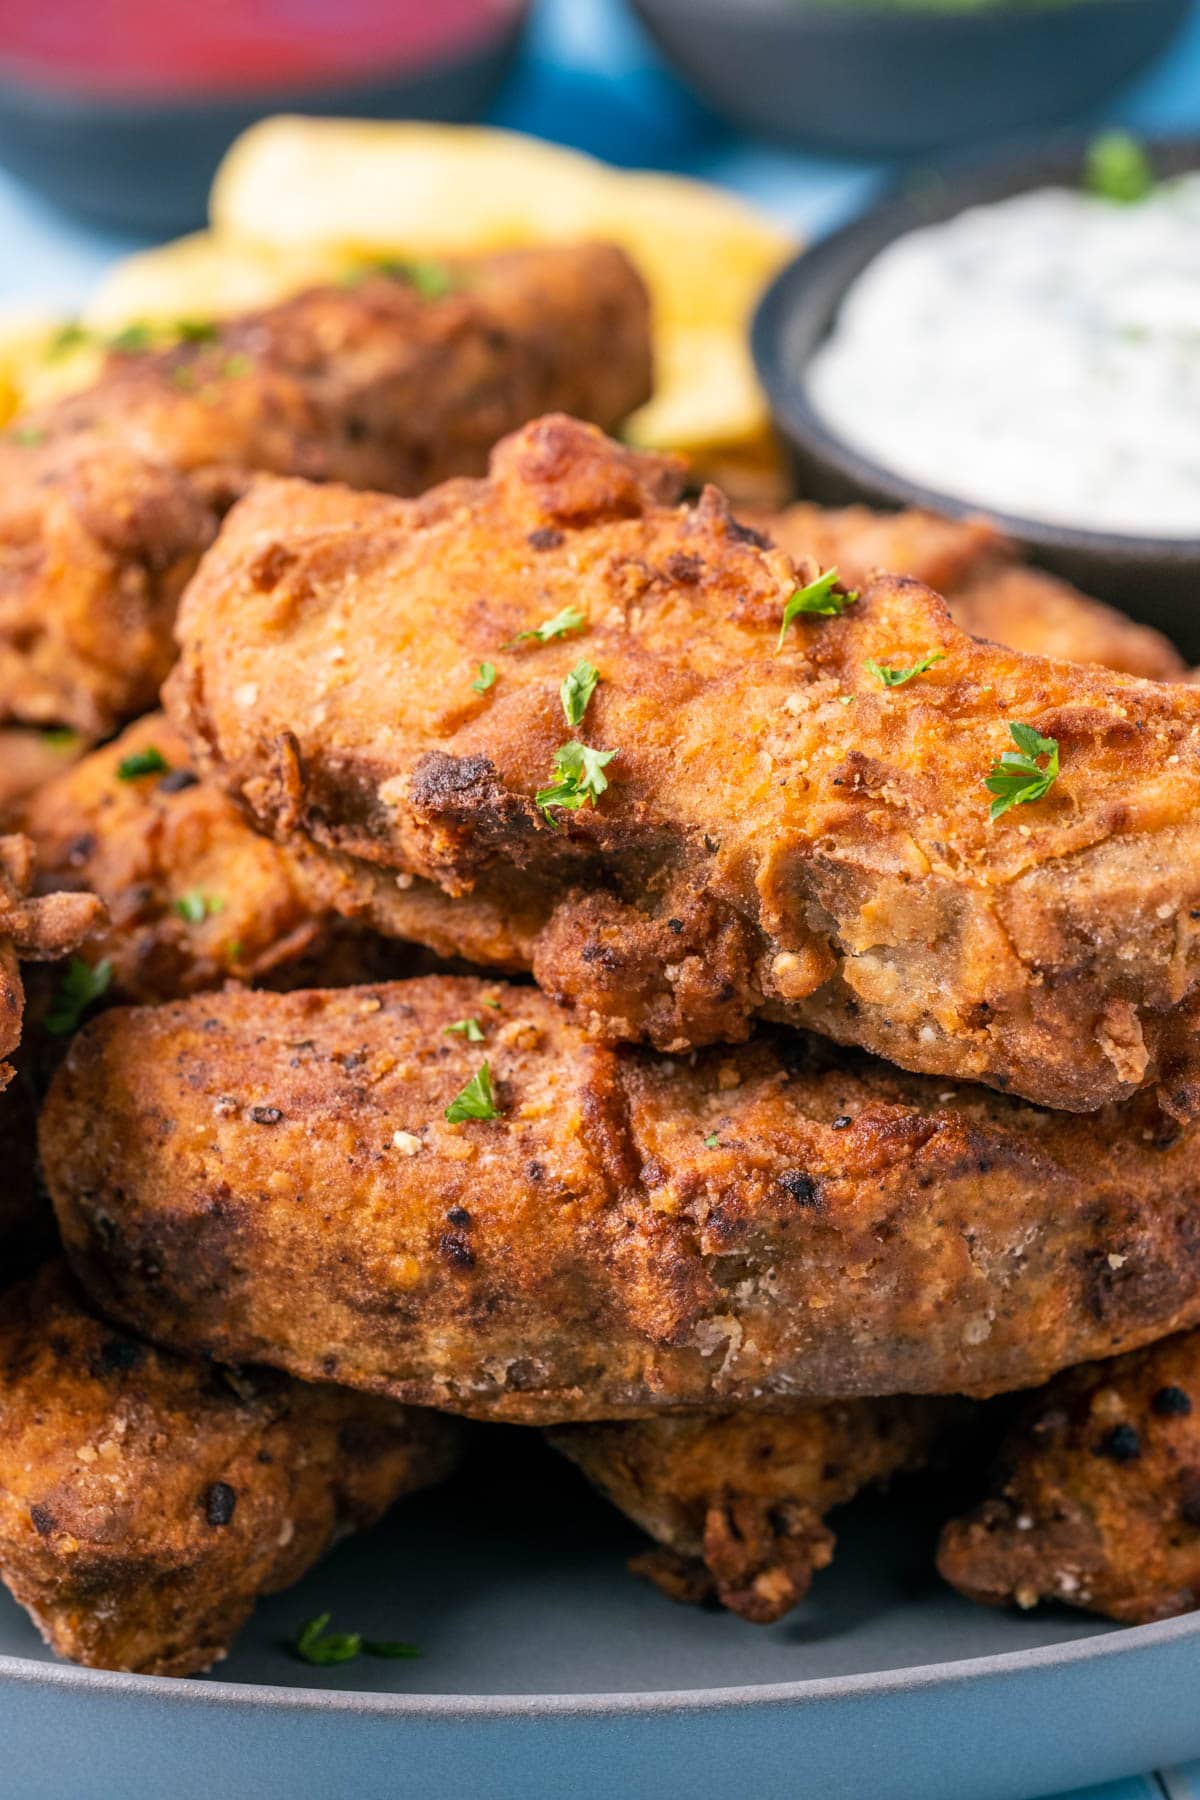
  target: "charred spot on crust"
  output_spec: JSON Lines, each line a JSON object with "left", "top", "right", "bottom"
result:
{"left": 1095, "top": 1423, "right": 1141, "bottom": 1462}
{"left": 1153, "top": 1385, "right": 1193, "bottom": 1418}
{"left": 439, "top": 1232, "right": 475, "bottom": 1269}
{"left": 204, "top": 1481, "right": 237, "bottom": 1526}
{"left": 446, "top": 1206, "right": 472, "bottom": 1228}
{"left": 726, "top": 516, "right": 771, "bottom": 549}
{"left": 778, "top": 1170, "right": 819, "bottom": 1208}
{"left": 526, "top": 527, "right": 564, "bottom": 550}
{"left": 157, "top": 768, "right": 199, "bottom": 794}
{"left": 29, "top": 1503, "right": 55, "bottom": 1536}
{"left": 249, "top": 1106, "right": 283, "bottom": 1125}
{"left": 1179, "top": 1469, "right": 1200, "bottom": 1528}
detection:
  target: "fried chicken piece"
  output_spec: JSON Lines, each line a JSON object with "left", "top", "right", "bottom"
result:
{"left": 11, "top": 714, "right": 411, "bottom": 1008}
{"left": 759, "top": 503, "right": 1184, "bottom": 681}
{"left": 41, "top": 976, "right": 1200, "bottom": 1423}
{"left": 168, "top": 415, "right": 1200, "bottom": 1114}
{"left": 0, "top": 247, "right": 651, "bottom": 735}
{"left": 938, "top": 1330, "right": 1200, "bottom": 1625}
{"left": 0, "top": 835, "right": 103, "bottom": 1087}
{"left": 0, "top": 728, "right": 87, "bottom": 810}
{"left": 552, "top": 1399, "right": 952, "bottom": 1623}
{"left": 0, "top": 1262, "right": 461, "bottom": 1675}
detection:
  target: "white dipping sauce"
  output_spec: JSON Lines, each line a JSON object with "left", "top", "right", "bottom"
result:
{"left": 806, "top": 177, "right": 1200, "bottom": 539}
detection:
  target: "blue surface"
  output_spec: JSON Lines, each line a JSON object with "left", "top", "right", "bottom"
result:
{"left": 2, "top": 2, "right": 1200, "bottom": 1794}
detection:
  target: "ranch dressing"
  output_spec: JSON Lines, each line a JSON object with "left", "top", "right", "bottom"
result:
{"left": 806, "top": 177, "right": 1200, "bottom": 539}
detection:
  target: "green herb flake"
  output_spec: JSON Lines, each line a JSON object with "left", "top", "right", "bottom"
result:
{"left": 172, "top": 891, "right": 222, "bottom": 925}
{"left": 1086, "top": 131, "right": 1154, "bottom": 206}
{"left": 46, "top": 957, "right": 112, "bottom": 1037}
{"left": 560, "top": 660, "right": 599, "bottom": 730}
{"left": 293, "top": 1614, "right": 362, "bottom": 1667}
{"left": 471, "top": 661, "right": 497, "bottom": 695}
{"left": 174, "top": 317, "right": 218, "bottom": 342}
{"left": 704, "top": 1132, "right": 720, "bottom": 1150}
{"left": 107, "top": 322, "right": 155, "bottom": 354}
{"left": 444, "top": 1060, "right": 501, "bottom": 1124}
{"left": 47, "top": 320, "right": 89, "bottom": 360}
{"left": 482, "top": 996, "right": 501, "bottom": 1009}
{"left": 10, "top": 424, "right": 44, "bottom": 447}
{"left": 985, "top": 722, "right": 1061, "bottom": 821}
{"left": 536, "top": 740, "right": 618, "bottom": 821}
{"left": 777, "top": 568, "right": 858, "bottom": 649}
{"left": 504, "top": 605, "right": 586, "bottom": 650}
{"left": 444, "top": 1017, "right": 485, "bottom": 1043}
{"left": 117, "top": 746, "right": 168, "bottom": 781}
{"left": 222, "top": 353, "right": 253, "bottom": 379}
{"left": 864, "top": 650, "right": 946, "bottom": 689}
{"left": 41, "top": 726, "right": 78, "bottom": 750}
{"left": 225, "top": 939, "right": 244, "bottom": 963}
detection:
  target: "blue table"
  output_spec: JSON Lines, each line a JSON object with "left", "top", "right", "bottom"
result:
{"left": 3, "top": 3, "right": 1199, "bottom": 1794}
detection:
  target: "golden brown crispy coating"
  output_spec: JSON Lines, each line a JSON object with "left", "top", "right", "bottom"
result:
{"left": 11, "top": 714, "right": 410, "bottom": 1007}
{"left": 0, "top": 729, "right": 87, "bottom": 810}
{"left": 42, "top": 976, "right": 1200, "bottom": 1423}
{"left": 0, "top": 1263, "right": 461, "bottom": 1675}
{"left": 759, "top": 503, "right": 1184, "bottom": 681}
{"left": 169, "top": 414, "right": 1200, "bottom": 1114}
{"left": 0, "top": 835, "right": 103, "bottom": 1087}
{"left": 0, "top": 247, "right": 651, "bottom": 735}
{"left": 939, "top": 1330, "right": 1200, "bottom": 1625}
{"left": 552, "top": 1399, "right": 951, "bottom": 1623}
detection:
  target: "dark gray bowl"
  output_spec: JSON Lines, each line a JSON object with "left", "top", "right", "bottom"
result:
{"left": 631, "top": 0, "right": 1193, "bottom": 158}
{"left": 751, "top": 135, "right": 1200, "bottom": 656}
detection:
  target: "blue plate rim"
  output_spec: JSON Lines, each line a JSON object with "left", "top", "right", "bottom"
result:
{"left": 1, "top": 1601, "right": 1197, "bottom": 1717}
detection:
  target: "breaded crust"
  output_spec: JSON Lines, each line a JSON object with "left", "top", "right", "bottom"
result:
{"left": 757, "top": 502, "right": 1185, "bottom": 681}
{"left": 166, "top": 415, "right": 1200, "bottom": 1114}
{"left": 551, "top": 1399, "right": 951, "bottom": 1623}
{"left": 0, "top": 247, "right": 651, "bottom": 734}
{"left": 0, "top": 1263, "right": 461, "bottom": 1675}
{"left": 12, "top": 714, "right": 408, "bottom": 1006}
{"left": 0, "top": 835, "right": 103, "bottom": 1086}
{"left": 939, "top": 1329, "right": 1200, "bottom": 1625}
{"left": 42, "top": 977, "right": 1200, "bottom": 1422}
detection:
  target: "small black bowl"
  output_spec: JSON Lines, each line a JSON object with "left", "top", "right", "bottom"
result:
{"left": 0, "top": 6, "right": 529, "bottom": 236}
{"left": 631, "top": 0, "right": 1193, "bottom": 158}
{"left": 751, "top": 135, "right": 1200, "bottom": 656}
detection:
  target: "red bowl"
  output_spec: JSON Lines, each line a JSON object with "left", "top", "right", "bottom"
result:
{"left": 0, "top": 0, "right": 529, "bottom": 231}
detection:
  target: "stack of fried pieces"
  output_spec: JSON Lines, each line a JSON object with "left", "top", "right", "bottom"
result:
{"left": 3, "top": 243, "right": 1200, "bottom": 1678}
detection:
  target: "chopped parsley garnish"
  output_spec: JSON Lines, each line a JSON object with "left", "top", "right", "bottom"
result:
{"left": 47, "top": 321, "right": 89, "bottom": 360}
{"left": 444, "top": 1017, "right": 485, "bottom": 1043}
{"left": 172, "top": 891, "right": 222, "bottom": 925}
{"left": 536, "top": 741, "right": 618, "bottom": 820}
{"left": 174, "top": 317, "right": 218, "bottom": 342}
{"left": 777, "top": 568, "right": 858, "bottom": 649}
{"left": 482, "top": 996, "right": 501, "bottom": 1009}
{"left": 560, "top": 659, "right": 599, "bottom": 729}
{"left": 225, "top": 939, "right": 244, "bottom": 963}
{"left": 444, "top": 1060, "right": 500, "bottom": 1123}
{"left": 504, "top": 604, "right": 586, "bottom": 649}
{"left": 1086, "top": 131, "right": 1154, "bottom": 205}
{"left": 293, "top": 1613, "right": 420, "bottom": 1666}
{"left": 341, "top": 257, "right": 456, "bottom": 300}
{"left": 117, "top": 746, "right": 168, "bottom": 781}
{"left": 704, "top": 1132, "right": 720, "bottom": 1149}
{"left": 10, "top": 424, "right": 44, "bottom": 446}
{"left": 46, "top": 957, "right": 112, "bottom": 1036}
{"left": 864, "top": 650, "right": 945, "bottom": 688}
{"left": 985, "top": 722, "right": 1060, "bottom": 820}
{"left": 108, "top": 322, "right": 155, "bottom": 354}
{"left": 41, "top": 726, "right": 78, "bottom": 749}
{"left": 472, "top": 661, "right": 497, "bottom": 695}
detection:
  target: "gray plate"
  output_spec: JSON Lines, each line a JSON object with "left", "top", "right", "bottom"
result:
{"left": 0, "top": 1433, "right": 1196, "bottom": 1800}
